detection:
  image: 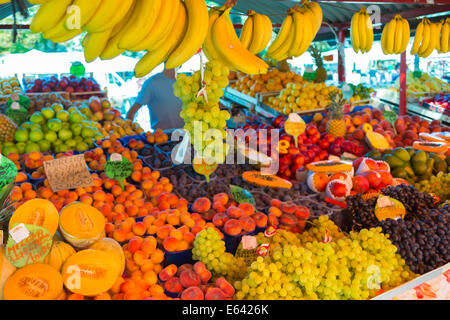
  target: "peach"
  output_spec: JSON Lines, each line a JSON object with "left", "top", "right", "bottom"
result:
{"left": 159, "top": 264, "right": 178, "bottom": 281}
{"left": 215, "top": 277, "right": 235, "bottom": 298}
{"left": 212, "top": 201, "right": 227, "bottom": 213}
{"left": 177, "top": 264, "right": 194, "bottom": 276}
{"left": 252, "top": 212, "right": 268, "bottom": 228}
{"left": 191, "top": 197, "right": 211, "bottom": 213}
{"left": 223, "top": 219, "right": 242, "bottom": 236}
{"left": 128, "top": 237, "right": 142, "bottom": 253}
{"left": 239, "top": 216, "right": 256, "bottom": 233}
{"left": 205, "top": 288, "right": 227, "bottom": 300}
{"left": 163, "top": 237, "right": 179, "bottom": 252}
{"left": 212, "top": 212, "right": 229, "bottom": 227}
{"left": 280, "top": 202, "right": 297, "bottom": 214}
{"left": 226, "top": 206, "right": 243, "bottom": 219}
{"left": 132, "top": 222, "right": 146, "bottom": 236}
{"left": 268, "top": 213, "right": 279, "bottom": 226}
{"left": 268, "top": 206, "right": 282, "bottom": 217}
{"left": 164, "top": 277, "right": 184, "bottom": 293}
{"left": 181, "top": 287, "right": 204, "bottom": 300}
{"left": 270, "top": 199, "right": 281, "bottom": 207}
{"left": 213, "top": 193, "right": 229, "bottom": 206}
{"left": 179, "top": 270, "right": 201, "bottom": 288}
{"left": 295, "top": 206, "right": 310, "bottom": 220}
{"left": 141, "top": 237, "right": 157, "bottom": 255}
{"left": 239, "top": 203, "right": 255, "bottom": 216}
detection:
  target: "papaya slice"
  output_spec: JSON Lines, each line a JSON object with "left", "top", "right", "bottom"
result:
{"left": 306, "top": 160, "right": 353, "bottom": 173}
{"left": 9, "top": 199, "right": 59, "bottom": 236}
{"left": 419, "top": 132, "right": 446, "bottom": 143}
{"left": 3, "top": 264, "right": 63, "bottom": 300}
{"left": 413, "top": 141, "right": 448, "bottom": 153}
{"left": 242, "top": 171, "right": 292, "bottom": 189}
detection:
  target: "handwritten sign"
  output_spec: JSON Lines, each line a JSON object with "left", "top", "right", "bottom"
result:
{"left": 0, "top": 155, "right": 17, "bottom": 190}
{"left": 6, "top": 224, "right": 52, "bottom": 268}
{"left": 229, "top": 184, "right": 256, "bottom": 206}
{"left": 284, "top": 113, "right": 306, "bottom": 148}
{"left": 43, "top": 154, "right": 94, "bottom": 192}
{"left": 105, "top": 153, "right": 133, "bottom": 190}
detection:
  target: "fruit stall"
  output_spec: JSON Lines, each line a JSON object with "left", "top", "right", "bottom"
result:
{"left": 0, "top": 0, "right": 449, "bottom": 303}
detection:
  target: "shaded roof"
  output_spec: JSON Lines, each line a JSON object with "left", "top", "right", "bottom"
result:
{"left": 0, "top": 0, "right": 32, "bottom": 21}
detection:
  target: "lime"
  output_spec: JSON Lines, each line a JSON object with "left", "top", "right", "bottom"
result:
{"left": 53, "top": 139, "right": 63, "bottom": 147}
{"left": 59, "top": 144, "right": 69, "bottom": 153}
{"left": 30, "top": 112, "right": 44, "bottom": 125}
{"left": 58, "top": 128, "right": 73, "bottom": 141}
{"left": 76, "top": 142, "right": 89, "bottom": 152}
{"left": 44, "top": 131, "right": 58, "bottom": 143}
{"left": 71, "top": 123, "right": 82, "bottom": 136}
{"left": 74, "top": 135, "right": 84, "bottom": 143}
{"left": 14, "top": 129, "right": 29, "bottom": 142}
{"left": 38, "top": 140, "right": 51, "bottom": 152}
{"left": 41, "top": 107, "right": 55, "bottom": 120}
{"left": 56, "top": 110, "right": 70, "bottom": 122}
{"left": 81, "top": 127, "right": 95, "bottom": 139}
{"left": 24, "top": 142, "right": 40, "bottom": 153}
{"left": 69, "top": 110, "right": 83, "bottom": 124}
{"left": 51, "top": 103, "right": 64, "bottom": 113}
{"left": 47, "top": 119, "right": 62, "bottom": 132}
{"left": 65, "top": 139, "right": 77, "bottom": 149}
{"left": 29, "top": 129, "right": 44, "bottom": 142}
{"left": 15, "top": 142, "right": 26, "bottom": 154}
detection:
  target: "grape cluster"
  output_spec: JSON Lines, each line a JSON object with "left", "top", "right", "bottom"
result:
{"left": 345, "top": 195, "right": 379, "bottom": 231}
{"left": 174, "top": 60, "right": 231, "bottom": 164}
{"left": 192, "top": 228, "right": 247, "bottom": 283}
{"left": 415, "top": 172, "right": 450, "bottom": 202}
{"left": 298, "top": 216, "right": 346, "bottom": 245}
{"left": 381, "top": 205, "right": 450, "bottom": 274}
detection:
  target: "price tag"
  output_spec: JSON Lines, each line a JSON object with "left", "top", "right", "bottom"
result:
{"left": 322, "top": 229, "right": 332, "bottom": 243}
{"left": 192, "top": 154, "right": 217, "bottom": 183}
{"left": 241, "top": 236, "right": 258, "bottom": 250}
{"left": 6, "top": 224, "right": 52, "bottom": 268}
{"left": 9, "top": 223, "right": 30, "bottom": 243}
{"left": 264, "top": 225, "right": 277, "bottom": 237}
{"left": 105, "top": 153, "right": 133, "bottom": 190}
{"left": 284, "top": 113, "right": 306, "bottom": 148}
{"left": 256, "top": 244, "right": 270, "bottom": 257}
{"left": 377, "top": 196, "right": 394, "bottom": 208}
{"left": 43, "top": 154, "right": 94, "bottom": 192}
{"left": 0, "top": 154, "right": 17, "bottom": 190}
{"left": 11, "top": 102, "right": 20, "bottom": 110}
{"left": 229, "top": 184, "right": 256, "bottom": 206}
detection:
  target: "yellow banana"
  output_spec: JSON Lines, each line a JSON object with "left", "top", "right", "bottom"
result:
{"left": 350, "top": 11, "right": 360, "bottom": 53}
{"left": 248, "top": 12, "right": 265, "bottom": 54}
{"left": 394, "top": 17, "right": 403, "bottom": 54}
{"left": 270, "top": 14, "right": 295, "bottom": 61}
{"left": 82, "top": 33, "right": 90, "bottom": 48}
{"left": 358, "top": 11, "right": 367, "bottom": 53}
{"left": 129, "top": 0, "right": 180, "bottom": 52}
{"left": 386, "top": 17, "right": 397, "bottom": 54}
{"left": 118, "top": 0, "right": 161, "bottom": 50}
{"left": 203, "top": 9, "right": 222, "bottom": 62}
{"left": 364, "top": 11, "right": 373, "bottom": 52}
{"left": 83, "top": 0, "right": 133, "bottom": 33}
{"left": 84, "top": 28, "right": 113, "bottom": 62}
{"left": 401, "top": 18, "right": 410, "bottom": 53}
{"left": 135, "top": 3, "right": 187, "bottom": 78}
{"left": 166, "top": 0, "right": 209, "bottom": 69}
{"left": 441, "top": 19, "right": 449, "bottom": 53}
{"left": 381, "top": 22, "right": 388, "bottom": 55}
{"left": 411, "top": 19, "right": 424, "bottom": 55}
{"left": 240, "top": 15, "right": 254, "bottom": 49}
{"left": 288, "top": 10, "right": 304, "bottom": 57}
{"left": 295, "top": 10, "right": 314, "bottom": 57}
{"left": 109, "top": 0, "right": 136, "bottom": 39}
{"left": 418, "top": 19, "right": 431, "bottom": 56}
{"left": 302, "top": 6, "right": 318, "bottom": 39}
{"left": 261, "top": 14, "right": 273, "bottom": 53}
{"left": 30, "top": 0, "right": 73, "bottom": 34}
{"left": 212, "top": 8, "right": 267, "bottom": 74}
{"left": 435, "top": 20, "right": 443, "bottom": 52}
{"left": 267, "top": 14, "right": 293, "bottom": 55}
{"left": 49, "top": 29, "right": 82, "bottom": 43}
{"left": 302, "top": 0, "right": 322, "bottom": 35}
{"left": 422, "top": 22, "right": 439, "bottom": 57}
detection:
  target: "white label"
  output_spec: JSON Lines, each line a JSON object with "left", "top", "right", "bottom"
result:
{"left": 377, "top": 196, "right": 394, "bottom": 208}
{"left": 110, "top": 153, "right": 123, "bottom": 162}
{"left": 241, "top": 235, "right": 258, "bottom": 250}
{"left": 9, "top": 223, "right": 30, "bottom": 243}
{"left": 11, "top": 102, "right": 20, "bottom": 110}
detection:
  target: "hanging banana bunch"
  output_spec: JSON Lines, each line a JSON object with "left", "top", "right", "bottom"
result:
{"left": 438, "top": 18, "right": 450, "bottom": 54}
{"left": 266, "top": 1, "right": 322, "bottom": 61}
{"left": 204, "top": 6, "right": 268, "bottom": 75}
{"left": 239, "top": 10, "right": 273, "bottom": 55}
{"left": 412, "top": 17, "right": 449, "bottom": 56}
{"left": 381, "top": 14, "right": 410, "bottom": 55}
{"left": 350, "top": 7, "right": 373, "bottom": 53}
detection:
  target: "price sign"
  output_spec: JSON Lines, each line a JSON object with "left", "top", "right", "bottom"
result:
{"left": 229, "top": 184, "right": 255, "bottom": 206}
{"left": 105, "top": 153, "right": 133, "bottom": 190}
{"left": 6, "top": 224, "right": 52, "bottom": 268}
{"left": 0, "top": 155, "right": 17, "bottom": 190}
{"left": 241, "top": 236, "right": 258, "bottom": 250}
{"left": 192, "top": 154, "right": 217, "bottom": 182}
{"left": 284, "top": 113, "right": 306, "bottom": 148}
{"left": 256, "top": 244, "right": 270, "bottom": 257}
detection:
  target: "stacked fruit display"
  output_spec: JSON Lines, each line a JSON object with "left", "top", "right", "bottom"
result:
{"left": 348, "top": 84, "right": 373, "bottom": 104}
{"left": 228, "top": 69, "right": 305, "bottom": 97}
{"left": 380, "top": 15, "right": 410, "bottom": 55}
{"left": 175, "top": 60, "right": 231, "bottom": 163}
{"left": 350, "top": 7, "right": 374, "bottom": 54}
{"left": 411, "top": 17, "right": 450, "bottom": 57}
{"left": 5, "top": 104, "right": 104, "bottom": 155}
{"left": 0, "top": 77, "right": 21, "bottom": 95}
{"left": 396, "top": 72, "right": 450, "bottom": 98}
{"left": 266, "top": 82, "right": 340, "bottom": 114}
{"left": 24, "top": 75, "right": 102, "bottom": 95}
{"left": 26, "top": 92, "right": 73, "bottom": 115}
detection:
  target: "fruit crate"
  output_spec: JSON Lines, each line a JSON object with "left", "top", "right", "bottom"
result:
{"left": 70, "top": 90, "right": 107, "bottom": 101}
{"left": 25, "top": 91, "right": 71, "bottom": 100}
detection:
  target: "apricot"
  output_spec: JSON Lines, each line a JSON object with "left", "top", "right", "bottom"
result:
{"left": 143, "top": 270, "right": 158, "bottom": 286}
{"left": 169, "top": 229, "right": 183, "bottom": 241}
{"left": 215, "top": 277, "right": 235, "bottom": 298}
{"left": 183, "top": 232, "right": 195, "bottom": 243}
{"left": 252, "top": 212, "right": 268, "bottom": 228}
{"left": 239, "top": 203, "right": 255, "bottom": 216}
{"left": 223, "top": 219, "right": 242, "bottom": 236}
{"left": 132, "top": 222, "right": 146, "bottom": 236}
{"left": 239, "top": 216, "right": 256, "bottom": 233}
{"left": 164, "top": 277, "right": 184, "bottom": 293}
{"left": 191, "top": 197, "right": 211, "bottom": 213}
{"left": 149, "top": 284, "right": 164, "bottom": 297}
{"left": 128, "top": 237, "right": 142, "bottom": 253}
{"left": 226, "top": 206, "right": 243, "bottom": 219}
{"left": 180, "top": 270, "right": 201, "bottom": 288}
{"left": 150, "top": 249, "right": 164, "bottom": 263}
{"left": 205, "top": 288, "right": 227, "bottom": 300}
{"left": 163, "top": 237, "right": 179, "bottom": 252}
{"left": 213, "top": 193, "right": 229, "bottom": 206}
{"left": 94, "top": 292, "right": 112, "bottom": 300}
{"left": 113, "top": 229, "right": 126, "bottom": 242}
{"left": 181, "top": 287, "right": 204, "bottom": 300}
{"left": 176, "top": 240, "right": 189, "bottom": 251}
{"left": 167, "top": 213, "right": 180, "bottom": 226}
{"left": 67, "top": 293, "right": 85, "bottom": 300}
{"left": 156, "top": 225, "right": 172, "bottom": 240}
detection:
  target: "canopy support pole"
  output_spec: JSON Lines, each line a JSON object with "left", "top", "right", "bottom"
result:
{"left": 338, "top": 28, "right": 345, "bottom": 83}
{"left": 399, "top": 51, "right": 407, "bottom": 116}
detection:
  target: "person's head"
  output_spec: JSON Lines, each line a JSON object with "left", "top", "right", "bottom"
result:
{"left": 163, "top": 63, "right": 176, "bottom": 79}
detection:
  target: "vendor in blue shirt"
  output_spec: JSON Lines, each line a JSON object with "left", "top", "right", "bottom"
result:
{"left": 127, "top": 65, "right": 184, "bottom": 130}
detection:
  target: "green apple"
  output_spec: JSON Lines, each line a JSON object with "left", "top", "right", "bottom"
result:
{"left": 51, "top": 103, "right": 64, "bottom": 113}
{"left": 21, "top": 122, "right": 32, "bottom": 129}
{"left": 59, "top": 143, "right": 69, "bottom": 153}
{"left": 76, "top": 142, "right": 89, "bottom": 152}
{"left": 53, "top": 139, "right": 63, "bottom": 148}
{"left": 81, "top": 127, "right": 95, "bottom": 139}
{"left": 30, "top": 112, "right": 44, "bottom": 125}
{"left": 74, "top": 135, "right": 84, "bottom": 143}
{"left": 58, "top": 128, "right": 73, "bottom": 141}
{"left": 24, "top": 142, "right": 40, "bottom": 153}
{"left": 44, "top": 131, "right": 58, "bottom": 143}
{"left": 29, "top": 123, "right": 41, "bottom": 131}
{"left": 65, "top": 139, "right": 77, "bottom": 149}
{"left": 41, "top": 107, "right": 55, "bottom": 120}
{"left": 38, "top": 140, "right": 51, "bottom": 152}
{"left": 67, "top": 106, "right": 78, "bottom": 113}
{"left": 56, "top": 110, "right": 70, "bottom": 122}
{"left": 71, "top": 123, "right": 82, "bottom": 136}
{"left": 61, "top": 122, "right": 70, "bottom": 129}
{"left": 2, "top": 145, "right": 19, "bottom": 156}
{"left": 47, "top": 119, "right": 62, "bottom": 132}
{"left": 15, "top": 142, "right": 26, "bottom": 154}
{"left": 15, "top": 128, "right": 29, "bottom": 142}
{"left": 29, "top": 129, "right": 44, "bottom": 142}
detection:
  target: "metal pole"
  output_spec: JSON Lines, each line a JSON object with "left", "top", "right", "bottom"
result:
{"left": 338, "top": 28, "right": 346, "bottom": 83}
{"left": 399, "top": 51, "right": 407, "bottom": 116}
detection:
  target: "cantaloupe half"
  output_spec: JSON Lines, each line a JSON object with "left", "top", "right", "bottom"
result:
{"left": 0, "top": 245, "right": 17, "bottom": 300}
{"left": 59, "top": 202, "right": 106, "bottom": 249}
{"left": 44, "top": 241, "right": 76, "bottom": 272}
{"left": 3, "top": 264, "right": 63, "bottom": 300}
{"left": 9, "top": 199, "right": 59, "bottom": 236}
{"left": 88, "top": 238, "right": 125, "bottom": 276}
{"left": 62, "top": 249, "right": 121, "bottom": 296}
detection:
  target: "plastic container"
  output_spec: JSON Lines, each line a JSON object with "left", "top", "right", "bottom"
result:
{"left": 163, "top": 248, "right": 194, "bottom": 267}
{"left": 224, "top": 230, "right": 255, "bottom": 255}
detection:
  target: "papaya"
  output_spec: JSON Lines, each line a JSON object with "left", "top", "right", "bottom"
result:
{"left": 242, "top": 171, "right": 293, "bottom": 189}
{"left": 404, "top": 147, "right": 416, "bottom": 158}
{"left": 374, "top": 196, "right": 406, "bottom": 222}
{"left": 434, "top": 159, "right": 447, "bottom": 174}
{"left": 382, "top": 154, "right": 405, "bottom": 168}
{"left": 412, "top": 150, "right": 428, "bottom": 163}
{"left": 411, "top": 160, "right": 427, "bottom": 176}
{"left": 403, "top": 164, "right": 415, "bottom": 178}
{"left": 392, "top": 167, "right": 408, "bottom": 179}
{"left": 393, "top": 148, "right": 411, "bottom": 162}
{"left": 365, "top": 150, "right": 382, "bottom": 160}
{"left": 413, "top": 141, "right": 448, "bottom": 153}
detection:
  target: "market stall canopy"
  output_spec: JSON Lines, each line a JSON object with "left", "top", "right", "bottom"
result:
{"left": 0, "top": 0, "right": 31, "bottom": 21}
{"left": 0, "top": 49, "right": 138, "bottom": 76}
